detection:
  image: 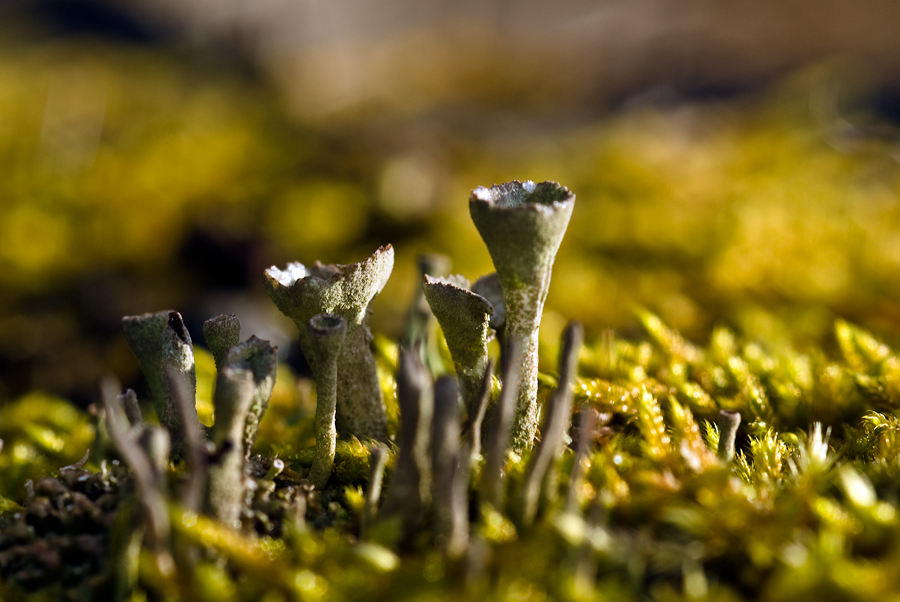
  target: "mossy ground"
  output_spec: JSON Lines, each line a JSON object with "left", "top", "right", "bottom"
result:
{"left": 3, "top": 36, "right": 900, "bottom": 602}
{"left": 5, "top": 310, "right": 900, "bottom": 601}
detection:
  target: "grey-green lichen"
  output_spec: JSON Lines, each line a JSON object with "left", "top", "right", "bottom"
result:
{"left": 423, "top": 274, "right": 493, "bottom": 420}
{"left": 716, "top": 409, "right": 741, "bottom": 462}
{"left": 222, "top": 336, "right": 277, "bottom": 458}
{"left": 306, "top": 313, "right": 347, "bottom": 490}
{"left": 7, "top": 81, "right": 900, "bottom": 599}
{"left": 201, "top": 327, "right": 277, "bottom": 524}
{"left": 13, "top": 285, "right": 900, "bottom": 602}
{"left": 206, "top": 364, "right": 257, "bottom": 526}
{"left": 203, "top": 314, "right": 241, "bottom": 371}
{"left": 121, "top": 311, "right": 200, "bottom": 459}
{"left": 264, "top": 245, "right": 393, "bottom": 441}
{"left": 469, "top": 181, "right": 575, "bottom": 450}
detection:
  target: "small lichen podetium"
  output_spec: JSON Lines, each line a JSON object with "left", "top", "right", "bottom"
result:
{"left": 264, "top": 246, "right": 393, "bottom": 441}
{"left": 431, "top": 375, "right": 469, "bottom": 557}
{"left": 716, "top": 410, "right": 741, "bottom": 463}
{"left": 200, "top": 324, "right": 277, "bottom": 525}
{"left": 222, "top": 336, "right": 278, "bottom": 458}
{"left": 306, "top": 313, "right": 347, "bottom": 490}
{"left": 471, "top": 272, "right": 505, "bottom": 337}
{"left": 207, "top": 363, "right": 257, "bottom": 526}
{"left": 380, "top": 346, "right": 434, "bottom": 547}
{"left": 203, "top": 314, "right": 241, "bottom": 371}
{"left": 403, "top": 253, "right": 451, "bottom": 374}
{"left": 519, "top": 320, "right": 583, "bottom": 526}
{"left": 469, "top": 180, "right": 575, "bottom": 450}
{"left": 100, "top": 378, "right": 173, "bottom": 574}
{"left": 121, "top": 310, "right": 200, "bottom": 459}
{"left": 482, "top": 338, "right": 524, "bottom": 509}
{"left": 423, "top": 274, "right": 493, "bottom": 420}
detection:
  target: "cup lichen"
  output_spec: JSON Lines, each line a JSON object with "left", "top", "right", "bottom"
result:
{"left": 423, "top": 274, "right": 493, "bottom": 420}
{"left": 206, "top": 364, "right": 257, "bottom": 526}
{"left": 469, "top": 180, "right": 575, "bottom": 449}
{"left": 264, "top": 246, "right": 394, "bottom": 441}
{"left": 121, "top": 311, "right": 200, "bottom": 459}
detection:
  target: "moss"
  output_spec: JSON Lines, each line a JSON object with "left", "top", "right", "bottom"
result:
{"left": 9, "top": 307, "right": 900, "bottom": 600}
{"left": 6, "top": 44, "right": 900, "bottom": 600}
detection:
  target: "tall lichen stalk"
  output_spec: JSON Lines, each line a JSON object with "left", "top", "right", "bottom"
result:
{"left": 469, "top": 181, "right": 575, "bottom": 449}
{"left": 206, "top": 365, "right": 256, "bottom": 526}
{"left": 306, "top": 313, "right": 347, "bottom": 490}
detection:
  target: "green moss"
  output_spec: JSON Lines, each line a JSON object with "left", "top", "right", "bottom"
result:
{"left": 0, "top": 392, "right": 94, "bottom": 498}
{"left": 7, "top": 40, "right": 900, "bottom": 600}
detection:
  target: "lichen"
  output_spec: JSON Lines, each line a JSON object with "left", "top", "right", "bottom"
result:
{"left": 469, "top": 181, "right": 576, "bottom": 450}
{"left": 264, "top": 246, "right": 394, "bottom": 441}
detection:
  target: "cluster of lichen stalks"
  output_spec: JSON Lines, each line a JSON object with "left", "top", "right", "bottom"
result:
{"left": 14, "top": 179, "right": 900, "bottom": 600}
{"left": 91, "top": 180, "right": 626, "bottom": 588}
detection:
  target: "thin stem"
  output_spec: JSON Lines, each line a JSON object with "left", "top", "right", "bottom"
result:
{"left": 169, "top": 367, "right": 206, "bottom": 514}
{"left": 432, "top": 376, "right": 466, "bottom": 555}
{"left": 520, "top": 321, "right": 583, "bottom": 525}
{"left": 716, "top": 410, "right": 741, "bottom": 463}
{"left": 482, "top": 337, "right": 524, "bottom": 509}
{"left": 138, "top": 427, "right": 171, "bottom": 485}
{"left": 100, "top": 377, "right": 173, "bottom": 576}
{"left": 566, "top": 407, "right": 599, "bottom": 514}
{"left": 464, "top": 359, "right": 494, "bottom": 463}
{"left": 306, "top": 313, "right": 347, "bottom": 490}
{"left": 118, "top": 389, "right": 143, "bottom": 427}
{"left": 381, "top": 346, "right": 434, "bottom": 547}
{"left": 361, "top": 446, "right": 388, "bottom": 540}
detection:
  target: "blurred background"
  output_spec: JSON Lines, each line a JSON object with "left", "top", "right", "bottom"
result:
{"left": 2, "top": 0, "right": 900, "bottom": 410}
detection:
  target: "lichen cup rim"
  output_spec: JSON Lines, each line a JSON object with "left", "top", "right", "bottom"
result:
{"left": 265, "top": 261, "right": 340, "bottom": 288}
{"left": 467, "top": 179, "right": 576, "bottom": 450}
{"left": 423, "top": 274, "right": 494, "bottom": 312}
{"left": 264, "top": 244, "right": 393, "bottom": 293}
{"left": 469, "top": 180, "right": 574, "bottom": 212}
{"left": 263, "top": 245, "right": 393, "bottom": 440}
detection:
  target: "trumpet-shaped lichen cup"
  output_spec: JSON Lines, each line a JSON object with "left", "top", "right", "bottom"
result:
{"left": 423, "top": 274, "right": 493, "bottom": 420}
{"left": 264, "top": 245, "right": 393, "bottom": 440}
{"left": 469, "top": 180, "right": 575, "bottom": 449}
